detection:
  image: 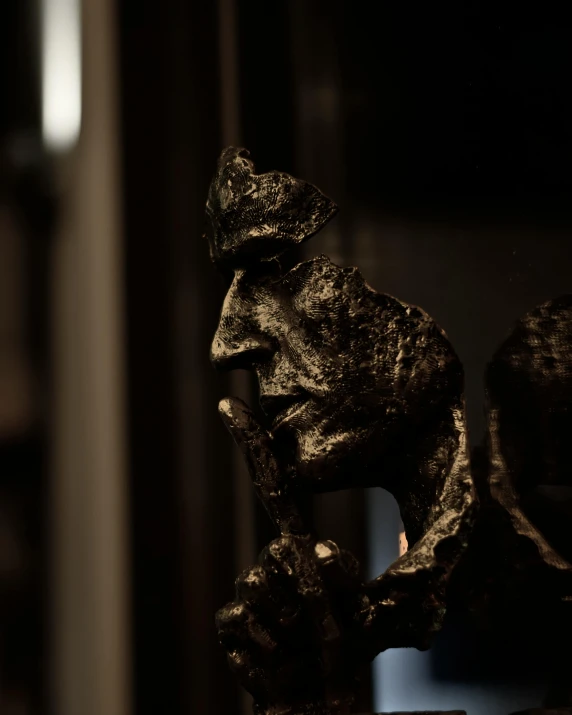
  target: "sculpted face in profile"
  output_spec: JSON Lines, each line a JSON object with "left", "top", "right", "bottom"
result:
{"left": 207, "top": 148, "right": 475, "bottom": 715}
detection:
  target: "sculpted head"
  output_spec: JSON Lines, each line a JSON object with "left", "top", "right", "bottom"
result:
{"left": 486, "top": 295, "right": 572, "bottom": 568}
{"left": 207, "top": 149, "right": 466, "bottom": 520}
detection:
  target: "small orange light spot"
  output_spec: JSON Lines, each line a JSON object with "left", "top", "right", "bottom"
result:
{"left": 398, "top": 530, "right": 408, "bottom": 556}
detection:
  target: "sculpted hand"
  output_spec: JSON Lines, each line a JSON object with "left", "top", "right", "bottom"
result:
{"left": 215, "top": 398, "right": 368, "bottom": 715}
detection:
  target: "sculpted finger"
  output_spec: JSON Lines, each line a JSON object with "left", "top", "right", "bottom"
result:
{"left": 216, "top": 601, "right": 278, "bottom": 656}
{"left": 314, "top": 540, "right": 361, "bottom": 591}
{"left": 218, "top": 397, "right": 305, "bottom": 536}
{"left": 235, "top": 565, "right": 301, "bottom": 626}
{"left": 215, "top": 602, "right": 250, "bottom": 650}
{"left": 259, "top": 535, "right": 309, "bottom": 578}
{"left": 261, "top": 536, "right": 343, "bottom": 677}
{"left": 235, "top": 565, "right": 270, "bottom": 603}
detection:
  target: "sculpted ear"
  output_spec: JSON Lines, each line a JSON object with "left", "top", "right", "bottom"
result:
{"left": 206, "top": 147, "right": 338, "bottom": 266}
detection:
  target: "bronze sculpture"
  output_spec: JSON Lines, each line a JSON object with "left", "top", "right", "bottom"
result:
{"left": 207, "top": 148, "right": 476, "bottom": 715}
{"left": 452, "top": 298, "right": 572, "bottom": 628}
{"left": 486, "top": 295, "right": 572, "bottom": 577}
{"left": 206, "top": 147, "right": 572, "bottom": 715}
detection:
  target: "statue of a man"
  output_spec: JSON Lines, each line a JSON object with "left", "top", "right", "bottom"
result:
{"left": 207, "top": 148, "right": 476, "bottom": 715}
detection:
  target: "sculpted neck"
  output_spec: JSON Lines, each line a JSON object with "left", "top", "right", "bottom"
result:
{"left": 375, "top": 404, "right": 470, "bottom": 548}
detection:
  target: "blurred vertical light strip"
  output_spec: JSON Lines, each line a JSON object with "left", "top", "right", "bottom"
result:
{"left": 49, "top": 0, "right": 131, "bottom": 710}
{"left": 40, "top": 0, "right": 82, "bottom": 152}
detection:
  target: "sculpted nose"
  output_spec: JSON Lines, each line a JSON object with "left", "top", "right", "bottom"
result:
{"left": 210, "top": 321, "right": 275, "bottom": 371}
{"left": 211, "top": 271, "right": 277, "bottom": 370}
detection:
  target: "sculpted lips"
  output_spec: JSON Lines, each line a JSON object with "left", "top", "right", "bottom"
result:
{"left": 259, "top": 391, "right": 309, "bottom": 429}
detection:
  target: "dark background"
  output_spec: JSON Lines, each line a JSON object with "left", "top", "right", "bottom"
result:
{"left": 1, "top": 1, "right": 571, "bottom": 713}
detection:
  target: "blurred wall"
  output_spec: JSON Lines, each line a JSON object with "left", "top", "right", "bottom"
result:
{"left": 0, "top": 2, "right": 50, "bottom": 713}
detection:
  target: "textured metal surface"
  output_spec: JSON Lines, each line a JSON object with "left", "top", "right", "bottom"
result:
{"left": 206, "top": 147, "right": 338, "bottom": 267}
{"left": 487, "top": 295, "right": 572, "bottom": 572}
{"left": 483, "top": 295, "right": 572, "bottom": 617}
{"left": 207, "top": 148, "right": 476, "bottom": 714}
